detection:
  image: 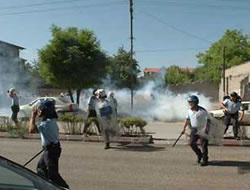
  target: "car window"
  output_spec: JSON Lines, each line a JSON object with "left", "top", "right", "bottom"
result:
{"left": 29, "top": 98, "right": 44, "bottom": 106}
{"left": 0, "top": 164, "right": 34, "bottom": 188}
{"left": 0, "top": 157, "right": 62, "bottom": 190}
{"left": 58, "top": 97, "right": 70, "bottom": 104}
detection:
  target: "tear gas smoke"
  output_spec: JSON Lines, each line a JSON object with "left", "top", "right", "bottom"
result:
{"left": 0, "top": 45, "right": 37, "bottom": 116}
{"left": 81, "top": 79, "right": 214, "bottom": 122}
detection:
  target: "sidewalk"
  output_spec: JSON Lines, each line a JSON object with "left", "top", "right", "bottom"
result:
{"left": 146, "top": 121, "right": 250, "bottom": 146}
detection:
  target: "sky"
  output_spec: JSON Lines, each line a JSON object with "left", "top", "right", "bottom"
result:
{"left": 1, "top": 0, "right": 250, "bottom": 71}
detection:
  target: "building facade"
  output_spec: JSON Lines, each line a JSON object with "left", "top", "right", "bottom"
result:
{"left": 219, "top": 61, "right": 250, "bottom": 101}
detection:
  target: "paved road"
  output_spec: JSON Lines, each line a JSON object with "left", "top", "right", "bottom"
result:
{"left": 1, "top": 138, "right": 250, "bottom": 190}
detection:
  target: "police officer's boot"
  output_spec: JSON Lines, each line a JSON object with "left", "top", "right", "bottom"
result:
{"left": 200, "top": 157, "right": 208, "bottom": 167}
{"left": 105, "top": 142, "right": 110, "bottom": 149}
{"left": 197, "top": 154, "right": 202, "bottom": 164}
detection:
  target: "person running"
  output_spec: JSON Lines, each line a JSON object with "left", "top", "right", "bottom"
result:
{"left": 182, "top": 95, "right": 209, "bottom": 166}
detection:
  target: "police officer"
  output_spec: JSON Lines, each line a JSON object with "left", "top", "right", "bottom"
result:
{"left": 83, "top": 89, "right": 101, "bottom": 135}
{"left": 107, "top": 91, "right": 118, "bottom": 115}
{"left": 95, "top": 89, "right": 120, "bottom": 149}
{"left": 221, "top": 92, "right": 244, "bottom": 140}
{"left": 29, "top": 100, "right": 69, "bottom": 188}
{"left": 7, "top": 88, "right": 20, "bottom": 124}
{"left": 182, "top": 95, "right": 209, "bottom": 167}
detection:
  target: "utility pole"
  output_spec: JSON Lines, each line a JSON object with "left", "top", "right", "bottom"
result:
{"left": 129, "top": 0, "right": 134, "bottom": 109}
{"left": 222, "top": 46, "right": 226, "bottom": 97}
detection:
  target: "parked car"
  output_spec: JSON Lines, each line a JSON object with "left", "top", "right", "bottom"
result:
{"left": 0, "top": 155, "right": 67, "bottom": 189}
{"left": 18, "top": 97, "right": 79, "bottom": 118}
{"left": 209, "top": 101, "right": 250, "bottom": 124}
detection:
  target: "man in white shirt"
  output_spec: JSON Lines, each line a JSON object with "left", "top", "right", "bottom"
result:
{"left": 182, "top": 95, "right": 209, "bottom": 167}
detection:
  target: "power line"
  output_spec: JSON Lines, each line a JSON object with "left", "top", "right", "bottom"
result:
{"left": 0, "top": 1, "right": 126, "bottom": 16}
{"left": 138, "top": 9, "right": 212, "bottom": 44}
{"left": 136, "top": 47, "right": 208, "bottom": 53}
{"left": 135, "top": 0, "right": 250, "bottom": 11}
{"left": 0, "top": 0, "right": 89, "bottom": 10}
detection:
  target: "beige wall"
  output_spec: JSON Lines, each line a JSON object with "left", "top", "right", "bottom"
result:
{"left": 219, "top": 61, "right": 250, "bottom": 101}
{"left": 168, "top": 81, "right": 219, "bottom": 102}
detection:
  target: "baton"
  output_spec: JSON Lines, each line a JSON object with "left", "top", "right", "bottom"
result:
{"left": 172, "top": 132, "right": 184, "bottom": 147}
{"left": 24, "top": 149, "right": 44, "bottom": 167}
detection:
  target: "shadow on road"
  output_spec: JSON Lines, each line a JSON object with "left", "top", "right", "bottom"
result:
{"left": 209, "top": 160, "right": 250, "bottom": 167}
{"left": 112, "top": 144, "right": 166, "bottom": 152}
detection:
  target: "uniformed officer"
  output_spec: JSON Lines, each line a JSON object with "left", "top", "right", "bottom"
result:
{"left": 221, "top": 92, "right": 244, "bottom": 140}
{"left": 95, "top": 89, "right": 120, "bottom": 149}
{"left": 182, "top": 95, "right": 209, "bottom": 166}
{"left": 7, "top": 88, "right": 20, "bottom": 124}
{"left": 83, "top": 89, "right": 101, "bottom": 134}
{"left": 29, "top": 100, "right": 69, "bottom": 188}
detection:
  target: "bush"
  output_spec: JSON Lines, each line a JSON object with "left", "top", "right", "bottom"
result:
{"left": 0, "top": 116, "right": 29, "bottom": 137}
{"left": 118, "top": 117, "right": 147, "bottom": 136}
{"left": 7, "top": 124, "right": 28, "bottom": 138}
{"left": 59, "top": 113, "right": 85, "bottom": 135}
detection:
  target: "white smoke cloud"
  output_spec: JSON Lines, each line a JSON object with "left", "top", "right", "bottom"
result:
{"left": 80, "top": 76, "right": 214, "bottom": 122}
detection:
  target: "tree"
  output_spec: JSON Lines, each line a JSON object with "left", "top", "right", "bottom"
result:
{"left": 196, "top": 29, "right": 250, "bottom": 83}
{"left": 38, "top": 25, "right": 109, "bottom": 104}
{"left": 108, "top": 47, "right": 140, "bottom": 89}
{"left": 165, "top": 65, "right": 193, "bottom": 85}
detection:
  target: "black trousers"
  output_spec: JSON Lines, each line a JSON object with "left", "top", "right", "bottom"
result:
{"left": 190, "top": 128, "right": 208, "bottom": 160}
{"left": 11, "top": 105, "right": 19, "bottom": 124}
{"left": 224, "top": 112, "right": 239, "bottom": 138}
{"left": 83, "top": 110, "right": 101, "bottom": 133}
{"left": 37, "top": 145, "right": 69, "bottom": 188}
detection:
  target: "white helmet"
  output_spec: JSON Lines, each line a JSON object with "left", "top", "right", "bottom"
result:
{"left": 108, "top": 91, "right": 114, "bottom": 98}
{"left": 8, "top": 88, "right": 16, "bottom": 94}
{"left": 96, "top": 89, "right": 106, "bottom": 98}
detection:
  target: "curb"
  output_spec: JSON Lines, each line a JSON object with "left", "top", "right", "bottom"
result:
{"left": 153, "top": 138, "right": 250, "bottom": 147}
{"left": 0, "top": 132, "right": 153, "bottom": 144}
{"left": 1, "top": 132, "right": 250, "bottom": 146}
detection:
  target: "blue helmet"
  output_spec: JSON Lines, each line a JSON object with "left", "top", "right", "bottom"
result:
{"left": 187, "top": 95, "right": 199, "bottom": 105}
{"left": 38, "top": 99, "right": 58, "bottom": 119}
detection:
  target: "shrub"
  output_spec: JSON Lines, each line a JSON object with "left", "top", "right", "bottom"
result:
{"left": 0, "top": 116, "right": 29, "bottom": 138}
{"left": 59, "top": 113, "right": 85, "bottom": 135}
{"left": 118, "top": 117, "right": 147, "bottom": 136}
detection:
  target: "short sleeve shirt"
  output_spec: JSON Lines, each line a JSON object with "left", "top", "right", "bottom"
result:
{"left": 223, "top": 99, "right": 243, "bottom": 114}
{"left": 37, "top": 119, "right": 59, "bottom": 147}
{"left": 88, "top": 96, "right": 97, "bottom": 110}
{"left": 186, "top": 106, "right": 208, "bottom": 129}
{"left": 11, "top": 94, "right": 19, "bottom": 106}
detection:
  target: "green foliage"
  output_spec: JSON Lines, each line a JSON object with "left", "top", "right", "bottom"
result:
{"left": 196, "top": 29, "right": 250, "bottom": 83}
{"left": 38, "top": 25, "right": 109, "bottom": 103}
{"left": 165, "top": 65, "right": 194, "bottom": 85}
{"left": 118, "top": 117, "right": 147, "bottom": 135}
{"left": 108, "top": 47, "right": 140, "bottom": 89}
{"left": 7, "top": 125, "right": 28, "bottom": 138}
{"left": 0, "top": 117, "right": 29, "bottom": 138}
{"left": 60, "top": 113, "right": 85, "bottom": 135}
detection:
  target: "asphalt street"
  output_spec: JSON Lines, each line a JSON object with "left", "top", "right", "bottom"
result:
{"left": 0, "top": 138, "right": 250, "bottom": 190}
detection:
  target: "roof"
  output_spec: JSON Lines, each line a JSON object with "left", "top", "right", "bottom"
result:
{"left": 0, "top": 40, "right": 25, "bottom": 50}
{"left": 144, "top": 68, "right": 161, "bottom": 73}
{"left": 180, "top": 68, "right": 196, "bottom": 73}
